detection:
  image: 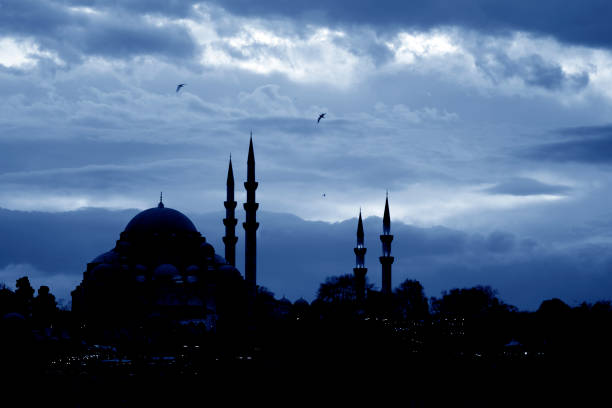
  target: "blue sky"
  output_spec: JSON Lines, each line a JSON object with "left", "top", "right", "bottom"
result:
{"left": 1, "top": 1, "right": 612, "bottom": 309}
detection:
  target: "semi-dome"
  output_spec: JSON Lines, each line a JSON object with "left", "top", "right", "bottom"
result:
{"left": 92, "top": 250, "right": 119, "bottom": 265}
{"left": 91, "top": 263, "right": 116, "bottom": 274}
{"left": 124, "top": 202, "right": 197, "bottom": 236}
{"left": 154, "top": 263, "right": 179, "bottom": 278}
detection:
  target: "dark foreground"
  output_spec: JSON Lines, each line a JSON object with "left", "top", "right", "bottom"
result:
{"left": 5, "top": 347, "right": 608, "bottom": 407}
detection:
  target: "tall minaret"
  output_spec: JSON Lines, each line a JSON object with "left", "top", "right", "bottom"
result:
{"left": 353, "top": 210, "right": 368, "bottom": 302}
{"left": 223, "top": 156, "right": 238, "bottom": 267}
{"left": 243, "top": 134, "right": 259, "bottom": 294}
{"left": 379, "top": 193, "right": 394, "bottom": 295}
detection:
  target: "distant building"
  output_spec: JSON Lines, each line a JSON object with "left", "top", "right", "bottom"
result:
{"left": 379, "top": 193, "right": 394, "bottom": 295}
{"left": 353, "top": 210, "right": 367, "bottom": 302}
{"left": 71, "top": 135, "right": 399, "bottom": 330}
{"left": 71, "top": 137, "right": 259, "bottom": 329}
{"left": 352, "top": 194, "right": 396, "bottom": 298}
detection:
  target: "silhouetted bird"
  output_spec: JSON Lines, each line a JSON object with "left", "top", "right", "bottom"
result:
{"left": 322, "top": 193, "right": 326, "bottom": 197}
{"left": 176, "top": 83, "right": 186, "bottom": 93}
{"left": 317, "top": 113, "right": 326, "bottom": 123}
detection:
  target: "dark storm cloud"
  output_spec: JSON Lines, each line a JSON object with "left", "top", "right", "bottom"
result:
{"left": 0, "top": 0, "right": 74, "bottom": 37}
{"left": 400, "top": 226, "right": 468, "bottom": 256}
{"left": 523, "top": 125, "right": 612, "bottom": 164}
{"left": 2, "top": 208, "right": 612, "bottom": 310}
{"left": 0, "top": 158, "right": 217, "bottom": 194}
{"left": 77, "top": 19, "right": 196, "bottom": 59}
{"left": 335, "top": 30, "right": 395, "bottom": 66}
{"left": 483, "top": 230, "right": 516, "bottom": 253}
{"left": 209, "top": 0, "right": 612, "bottom": 49}
{"left": 475, "top": 52, "right": 589, "bottom": 91}
{"left": 556, "top": 124, "right": 612, "bottom": 137}
{"left": 484, "top": 177, "right": 570, "bottom": 196}
{"left": 397, "top": 225, "right": 517, "bottom": 256}
{"left": 0, "top": 0, "right": 197, "bottom": 64}
{"left": 0, "top": 139, "right": 209, "bottom": 174}
{"left": 0, "top": 207, "right": 137, "bottom": 280}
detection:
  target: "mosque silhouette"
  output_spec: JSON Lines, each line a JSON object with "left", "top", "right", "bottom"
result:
{"left": 71, "top": 135, "right": 395, "bottom": 327}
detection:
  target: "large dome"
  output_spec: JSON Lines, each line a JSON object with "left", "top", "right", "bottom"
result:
{"left": 124, "top": 202, "right": 198, "bottom": 236}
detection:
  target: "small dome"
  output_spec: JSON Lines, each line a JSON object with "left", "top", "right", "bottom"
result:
{"left": 124, "top": 206, "right": 198, "bottom": 236}
{"left": 200, "top": 242, "right": 215, "bottom": 258}
{"left": 2, "top": 312, "right": 25, "bottom": 321}
{"left": 135, "top": 264, "right": 148, "bottom": 273}
{"left": 153, "top": 264, "right": 179, "bottom": 278}
{"left": 186, "top": 265, "right": 200, "bottom": 274}
{"left": 187, "top": 297, "right": 203, "bottom": 306}
{"left": 91, "top": 263, "right": 116, "bottom": 276}
{"left": 92, "top": 250, "right": 118, "bottom": 264}
{"left": 213, "top": 254, "right": 227, "bottom": 265}
{"left": 218, "top": 264, "right": 236, "bottom": 272}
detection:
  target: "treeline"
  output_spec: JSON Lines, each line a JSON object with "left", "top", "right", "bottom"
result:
{"left": 0, "top": 277, "right": 78, "bottom": 377}
{"left": 251, "top": 274, "right": 612, "bottom": 364}
{"left": 2, "top": 272, "right": 612, "bottom": 407}
{"left": 0, "top": 277, "right": 60, "bottom": 326}
{"left": 3, "top": 273, "right": 612, "bottom": 364}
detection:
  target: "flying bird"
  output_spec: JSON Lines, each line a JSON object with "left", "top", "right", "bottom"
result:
{"left": 322, "top": 193, "right": 326, "bottom": 197}
{"left": 176, "top": 83, "right": 186, "bottom": 93}
{"left": 317, "top": 113, "right": 326, "bottom": 123}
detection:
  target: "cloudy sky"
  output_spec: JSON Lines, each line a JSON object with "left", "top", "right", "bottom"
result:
{"left": 2, "top": 1, "right": 612, "bottom": 309}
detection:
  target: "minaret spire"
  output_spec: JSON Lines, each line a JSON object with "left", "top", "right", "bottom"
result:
{"left": 247, "top": 133, "right": 255, "bottom": 181}
{"left": 243, "top": 133, "right": 259, "bottom": 296}
{"left": 353, "top": 209, "right": 367, "bottom": 302}
{"left": 223, "top": 155, "right": 238, "bottom": 266}
{"left": 357, "top": 209, "right": 364, "bottom": 249}
{"left": 227, "top": 154, "right": 234, "bottom": 188}
{"left": 380, "top": 194, "right": 394, "bottom": 295}
{"left": 158, "top": 192, "right": 164, "bottom": 208}
{"left": 383, "top": 194, "right": 390, "bottom": 235}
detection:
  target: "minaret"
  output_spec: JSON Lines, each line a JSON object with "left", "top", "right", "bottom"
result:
{"left": 223, "top": 156, "right": 238, "bottom": 267}
{"left": 379, "top": 193, "right": 394, "bottom": 295}
{"left": 243, "top": 134, "right": 259, "bottom": 295}
{"left": 353, "top": 209, "right": 367, "bottom": 302}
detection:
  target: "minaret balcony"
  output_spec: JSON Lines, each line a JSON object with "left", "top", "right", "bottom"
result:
{"left": 380, "top": 234, "right": 394, "bottom": 244}
{"left": 224, "top": 201, "right": 237, "bottom": 210}
{"left": 223, "top": 236, "right": 238, "bottom": 245}
{"left": 243, "top": 221, "right": 260, "bottom": 230}
{"left": 354, "top": 247, "right": 367, "bottom": 257}
{"left": 244, "top": 181, "right": 259, "bottom": 190}
{"left": 223, "top": 218, "right": 238, "bottom": 227}
{"left": 379, "top": 256, "right": 395, "bottom": 265}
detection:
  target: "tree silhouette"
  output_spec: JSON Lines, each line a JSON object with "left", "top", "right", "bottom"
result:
{"left": 536, "top": 298, "right": 572, "bottom": 352}
{"left": 394, "top": 279, "right": 429, "bottom": 320}
{"left": 33, "top": 285, "right": 58, "bottom": 328}
{"left": 432, "top": 285, "right": 514, "bottom": 316}
{"left": 254, "top": 285, "right": 277, "bottom": 326}
{"left": 317, "top": 274, "right": 359, "bottom": 304}
{"left": 15, "top": 276, "right": 34, "bottom": 318}
{"left": 314, "top": 274, "right": 377, "bottom": 319}
{"left": 573, "top": 301, "right": 612, "bottom": 359}
{"left": 431, "top": 285, "right": 516, "bottom": 352}
{"left": 0, "top": 283, "right": 15, "bottom": 316}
